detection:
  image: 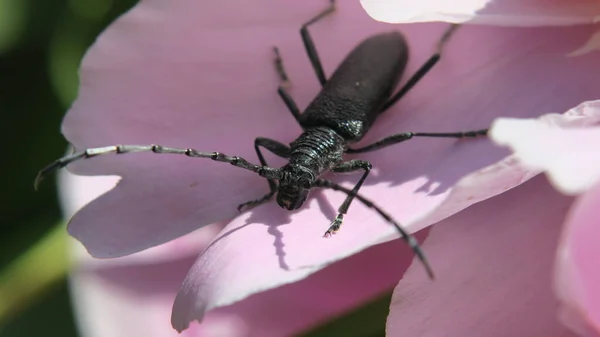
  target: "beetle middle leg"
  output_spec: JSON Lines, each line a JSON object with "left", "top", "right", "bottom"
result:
{"left": 323, "top": 159, "right": 372, "bottom": 236}
{"left": 273, "top": 43, "right": 302, "bottom": 123}
{"left": 273, "top": 47, "right": 300, "bottom": 123}
{"left": 237, "top": 137, "right": 291, "bottom": 212}
{"left": 273, "top": 46, "right": 291, "bottom": 89}
{"left": 346, "top": 129, "right": 488, "bottom": 154}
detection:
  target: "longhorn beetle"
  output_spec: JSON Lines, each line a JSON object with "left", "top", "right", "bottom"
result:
{"left": 36, "top": 0, "right": 488, "bottom": 279}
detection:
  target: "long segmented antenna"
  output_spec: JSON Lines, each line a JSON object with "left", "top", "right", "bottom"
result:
{"left": 34, "top": 144, "right": 268, "bottom": 190}
{"left": 35, "top": 144, "right": 435, "bottom": 279}
{"left": 313, "top": 179, "right": 435, "bottom": 280}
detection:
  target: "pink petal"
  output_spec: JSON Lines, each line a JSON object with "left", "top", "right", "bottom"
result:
{"left": 387, "top": 176, "right": 577, "bottom": 337}
{"left": 72, "top": 239, "right": 418, "bottom": 337}
{"left": 70, "top": 253, "right": 205, "bottom": 337}
{"left": 58, "top": 168, "right": 218, "bottom": 335}
{"left": 171, "top": 21, "right": 600, "bottom": 328}
{"left": 58, "top": 170, "right": 119, "bottom": 219}
{"left": 59, "top": 169, "right": 221, "bottom": 265}
{"left": 555, "top": 182, "right": 600, "bottom": 336}
{"left": 490, "top": 101, "right": 600, "bottom": 195}
{"left": 360, "top": 0, "right": 600, "bottom": 25}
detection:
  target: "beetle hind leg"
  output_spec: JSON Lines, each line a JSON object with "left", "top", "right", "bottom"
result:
{"left": 380, "top": 24, "right": 460, "bottom": 113}
{"left": 301, "top": 0, "right": 336, "bottom": 87}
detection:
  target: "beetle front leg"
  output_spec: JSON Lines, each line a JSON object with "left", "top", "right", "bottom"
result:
{"left": 324, "top": 159, "right": 372, "bottom": 236}
{"left": 237, "top": 137, "right": 291, "bottom": 212}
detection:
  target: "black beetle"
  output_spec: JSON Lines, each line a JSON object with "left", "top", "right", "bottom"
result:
{"left": 36, "top": 0, "right": 488, "bottom": 279}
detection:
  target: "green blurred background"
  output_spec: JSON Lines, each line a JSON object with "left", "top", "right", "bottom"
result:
{"left": 0, "top": 0, "right": 137, "bottom": 335}
{"left": 0, "top": 1, "right": 392, "bottom": 336}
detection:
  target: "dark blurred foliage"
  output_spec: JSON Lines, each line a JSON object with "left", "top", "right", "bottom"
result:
{"left": 0, "top": 0, "right": 136, "bottom": 335}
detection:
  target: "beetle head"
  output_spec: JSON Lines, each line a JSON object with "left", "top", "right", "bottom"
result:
{"left": 276, "top": 165, "right": 315, "bottom": 210}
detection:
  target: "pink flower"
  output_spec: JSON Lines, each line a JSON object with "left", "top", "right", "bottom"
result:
{"left": 58, "top": 0, "right": 600, "bottom": 335}
{"left": 488, "top": 102, "right": 600, "bottom": 336}
{"left": 385, "top": 102, "right": 600, "bottom": 337}
{"left": 360, "top": 0, "right": 600, "bottom": 336}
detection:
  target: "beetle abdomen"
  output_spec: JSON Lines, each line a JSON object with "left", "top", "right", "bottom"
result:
{"left": 300, "top": 32, "right": 408, "bottom": 141}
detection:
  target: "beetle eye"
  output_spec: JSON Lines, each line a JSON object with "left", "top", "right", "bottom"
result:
{"left": 302, "top": 180, "right": 311, "bottom": 189}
